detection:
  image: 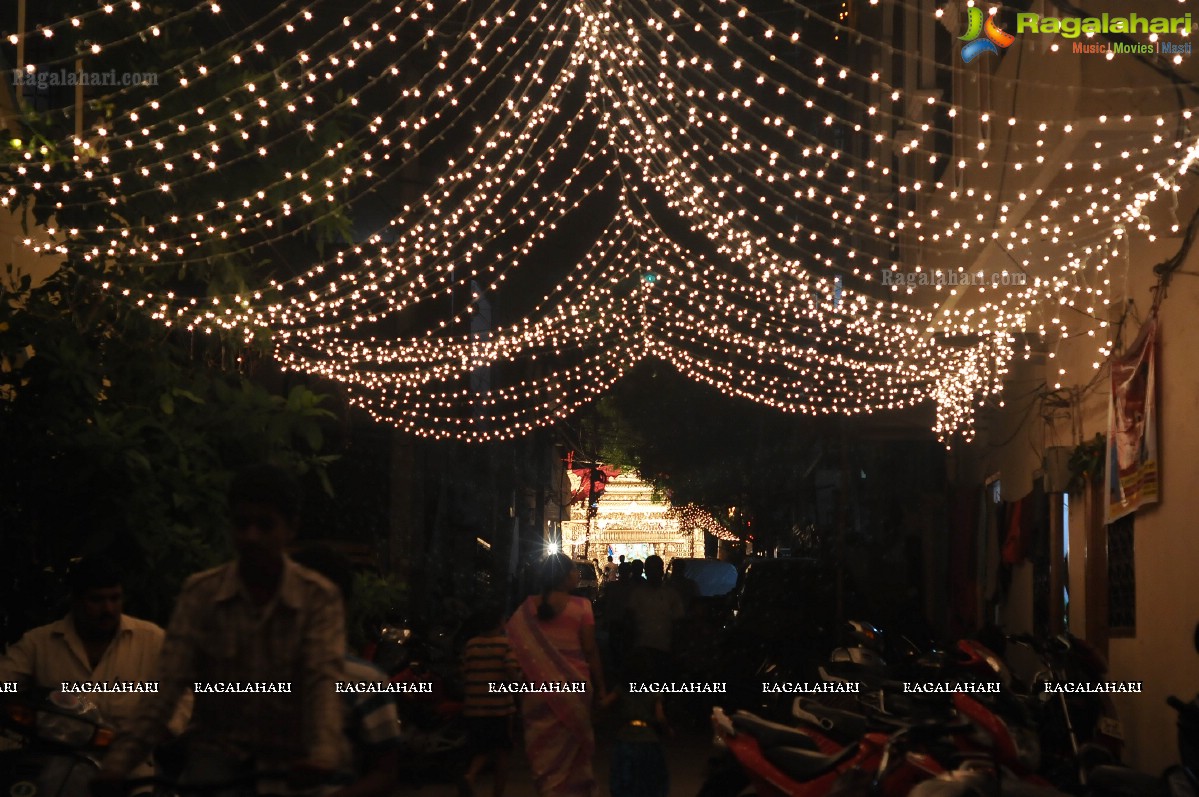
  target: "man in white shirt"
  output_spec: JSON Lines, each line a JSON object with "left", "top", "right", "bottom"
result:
{"left": 603, "top": 556, "right": 619, "bottom": 585}
{"left": 624, "top": 555, "right": 684, "bottom": 679}
{"left": 0, "top": 556, "right": 189, "bottom": 778}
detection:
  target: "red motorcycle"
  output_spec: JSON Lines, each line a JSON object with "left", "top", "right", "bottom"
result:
{"left": 704, "top": 705, "right": 962, "bottom": 796}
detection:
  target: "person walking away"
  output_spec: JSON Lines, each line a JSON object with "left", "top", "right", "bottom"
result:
{"left": 602, "top": 557, "right": 618, "bottom": 586}
{"left": 624, "top": 556, "right": 684, "bottom": 681}
{"left": 0, "top": 556, "right": 191, "bottom": 781}
{"left": 666, "top": 560, "right": 698, "bottom": 611}
{"left": 601, "top": 562, "right": 640, "bottom": 680}
{"left": 605, "top": 653, "right": 670, "bottom": 797}
{"left": 95, "top": 463, "right": 348, "bottom": 795}
{"left": 458, "top": 605, "right": 522, "bottom": 797}
{"left": 289, "top": 546, "right": 400, "bottom": 797}
{"left": 506, "top": 553, "right": 609, "bottom": 797}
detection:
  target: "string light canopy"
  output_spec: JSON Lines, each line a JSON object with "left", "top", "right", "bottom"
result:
{"left": 4, "top": 0, "right": 1196, "bottom": 444}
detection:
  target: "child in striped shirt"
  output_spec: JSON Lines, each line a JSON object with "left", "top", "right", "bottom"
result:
{"left": 459, "top": 606, "right": 522, "bottom": 797}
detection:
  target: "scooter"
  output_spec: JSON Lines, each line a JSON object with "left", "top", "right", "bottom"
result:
{"left": 0, "top": 690, "right": 115, "bottom": 797}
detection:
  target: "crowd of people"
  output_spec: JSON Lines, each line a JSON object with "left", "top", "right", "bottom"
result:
{"left": 489, "top": 551, "right": 689, "bottom": 797}
{"left": 0, "top": 465, "right": 697, "bottom": 797}
{"left": 1, "top": 465, "right": 396, "bottom": 797}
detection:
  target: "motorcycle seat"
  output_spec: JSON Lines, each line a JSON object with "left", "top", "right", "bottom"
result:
{"left": 791, "top": 697, "right": 868, "bottom": 742}
{"left": 1087, "top": 764, "right": 1170, "bottom": 797}
{"left": 731, "top": 711, "right": 820, "bottom": 752}
{"left": 763, "top": 741, "right": 861, "bottom": 782}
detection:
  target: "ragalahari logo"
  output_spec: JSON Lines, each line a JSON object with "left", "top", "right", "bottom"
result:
{"left": 960, "top": 7, "right": 1015, "bottom": 63}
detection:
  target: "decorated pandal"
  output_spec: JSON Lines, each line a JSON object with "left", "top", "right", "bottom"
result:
{"left": 562, "top": 474, "right": 704, "bottom": 565}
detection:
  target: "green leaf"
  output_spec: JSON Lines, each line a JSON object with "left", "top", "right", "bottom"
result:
{"left": 316, "top": 466, "right": 334, "bottom": 497}
{"left": 124, "top": 449, "right": 151, "bottom": 472}
{"left": 171, "top": 387, "right": 205, "bottom": 404}
{"left": 159, "top": 392, "right": 175, "bottom": 415}
{"left": 299, "top": 421, "right": 323, "bottom": 452}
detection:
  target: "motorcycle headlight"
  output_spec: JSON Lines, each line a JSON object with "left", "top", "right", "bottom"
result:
{"left": 36, "top": 711, "right": 99, "bottom": 747}
{"left": 381, "top": 626, "right": 413, "bottom": 644}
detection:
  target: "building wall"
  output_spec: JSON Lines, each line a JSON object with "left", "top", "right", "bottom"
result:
{"left": 970, "top": 232, "right": 1199, "bottom": 773}
{"left": 1077, "top": 245, "right": 1199, "bottom": 772}
{"left": 893, "top": 0, "right": 1199, "bottom": 771}
{"left": 0, "top": 205, "right": 60, "bottom": 287}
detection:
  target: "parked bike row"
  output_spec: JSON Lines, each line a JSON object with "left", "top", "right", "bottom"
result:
{"left": 700, "top": 621, "right": 1199, "bottom": 797}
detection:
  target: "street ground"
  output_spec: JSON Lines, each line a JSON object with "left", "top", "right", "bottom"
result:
{"left": 411, "top": 717, "right": 716, "bottom": 797}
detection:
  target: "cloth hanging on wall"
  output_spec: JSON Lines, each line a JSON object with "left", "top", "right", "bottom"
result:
{"left": 1002, "top": 491, "right": 1042, "bottom": 565}
{"left": 1105, "top": 314, "right": 1159, "bottom": 523}
{"left": 1001, "top": 499, "right": 1024, "bottom": 565}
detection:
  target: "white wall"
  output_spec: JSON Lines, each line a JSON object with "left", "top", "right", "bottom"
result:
{"left": 910, "top": 0, "right": 1199, "bottom": 771}
{"left": 955, "top": 191, "right": 1199, "bottom": 775}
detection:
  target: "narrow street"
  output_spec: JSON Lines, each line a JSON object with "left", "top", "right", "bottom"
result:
{"left": 2, "top": 0, "right": 1199, "bottom": 794}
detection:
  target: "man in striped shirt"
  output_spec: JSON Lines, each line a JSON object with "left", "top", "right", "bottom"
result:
{"left": 98, "top": 465, "right": 348, "bottom": 795}
{"left": 459, "top": 607, "right": 522, "bottom": 797}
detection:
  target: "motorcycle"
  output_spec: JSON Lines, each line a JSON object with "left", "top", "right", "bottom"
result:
{"left": 805, "top": 631, "right": 1079, "bottom": 795}
{"left": 716, "top": 620, "right": 1150, "bottom": 796}
{"left": 1005, "top": 633, "right": 1124, "bottom": 789}
{"left": 0, "top": 690, "right": 115, "bottom": 797}
{"left": 390, "top": 658, "right": 467, "bottom": 767}
{"left": 377, "top": 628, "right": 468, "bottom": 779}
{"left": 703, "top": 703, "right": 973, "bottom": 796}
{"left": 909, "top": 759, "right": 1070, "bottom": 796}
{"left": 1083, "top": 695, "right": 1199, "bottom": 797}
{"left": 363, "top": 621, "right": 415, "bottom": 675}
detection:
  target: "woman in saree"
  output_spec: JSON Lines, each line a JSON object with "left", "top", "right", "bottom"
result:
{"left": 507, "top": 553, "right": 609, "bottom": 797}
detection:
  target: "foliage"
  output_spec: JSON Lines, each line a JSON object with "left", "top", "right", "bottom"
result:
{"left": 0, "top": 262, "right": 338, "bottom": 634}
{"left": 1068, "top": 433, "right": 1107, "bottom": 494}
{"left": 348, "top": 570, "right": 409, "bottom": 652}
{"left": 0, "top": 0, "right": 364, "bottom": 638}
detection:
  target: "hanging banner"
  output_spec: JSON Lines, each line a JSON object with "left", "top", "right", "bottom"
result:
{"left": 568, "top": 464, "right": 621, "bottom": 506}
{"left": 1105, "top": 316, "right": 1159, "bottom": 523}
